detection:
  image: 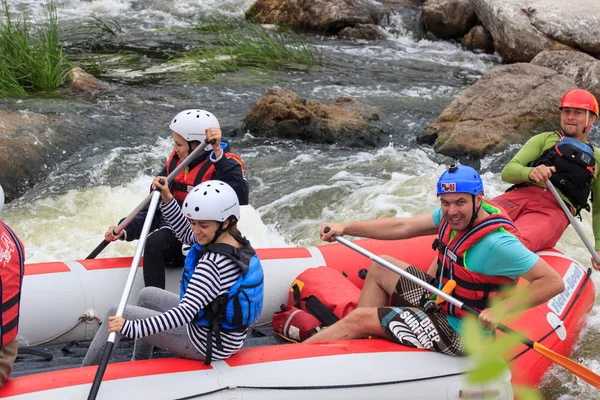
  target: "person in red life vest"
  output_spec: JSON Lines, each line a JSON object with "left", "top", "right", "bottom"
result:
{"left": 305, "top": 165, "right": 564, "bottom": 356}
{"left": 105, "top": 110, "right": 249, "bottom": 289}
{"left": 0, "top": 184, "right": 25, "bottom": 386}
{"left": 492, "top": 89, "right": 600, "bottom": 268}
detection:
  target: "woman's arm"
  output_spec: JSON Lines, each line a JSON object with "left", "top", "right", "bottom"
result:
{"left": 159, "top": 198, "right": 196, "bottom": 244}
{"left": 120, "top": 258, "right": 222, "bottom": 339}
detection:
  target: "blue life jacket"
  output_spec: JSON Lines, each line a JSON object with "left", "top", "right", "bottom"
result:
{"left": 180, "top": 234, "right": 264, "bottom": 363}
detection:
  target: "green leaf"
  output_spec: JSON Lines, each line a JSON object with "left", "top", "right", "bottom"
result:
{"left": 466, "top": 356, "right": 508, "bottom": 383}
{"left": 462, "top": 316, "right": 486, "bottom": 357}
{"left": 513, "top": 384, "right": 542, "bottom": 400}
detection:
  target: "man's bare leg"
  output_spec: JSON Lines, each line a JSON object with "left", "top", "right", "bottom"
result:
{"left": 358, "top": 255, "right": 411, "bottom": 308}
{"left": 304, "top": 308, "right": 384, "bottom": 342}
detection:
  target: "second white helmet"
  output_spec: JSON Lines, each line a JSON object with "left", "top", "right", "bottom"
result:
{"left": 169, "top": 109, "right": 220, "bottom": 142}
{"left": 182, "top": 180, "right": 240, "bottom": 222}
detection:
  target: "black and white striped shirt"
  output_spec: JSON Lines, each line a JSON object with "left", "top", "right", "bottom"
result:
{"left": 121, "top": 198, "right": 248, "bottom": 360}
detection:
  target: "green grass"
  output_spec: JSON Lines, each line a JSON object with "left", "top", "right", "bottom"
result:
{"left": 0, "top": 0, "right": 71, "bottom": 97}
{"left": 187, "top": 15, "right": 322, "bottom": 81}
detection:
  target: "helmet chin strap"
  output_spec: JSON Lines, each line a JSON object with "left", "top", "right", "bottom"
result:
{"left": 209, "top": 222, "right": 225, "bottom": 244}
{"left": 209, "top": 219, "right": 238, "bottom": 244}
{"left": 187, "top": 140, "right": 199, "bottom": 155}
{"left": 466, "top": 195, "right": 481, "bottom": 231}
{"left": 586, "top": 110, "right": 590, "bottom": 128}
{"left": 583, "top": 110, "right": 594, "bottom": 135}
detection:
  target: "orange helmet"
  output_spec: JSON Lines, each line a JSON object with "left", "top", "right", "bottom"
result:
{"left": 559, "top": 89, "right": 599, "bottom": 118}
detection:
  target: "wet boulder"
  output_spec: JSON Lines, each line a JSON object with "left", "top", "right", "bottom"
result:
{"left": 418, "top": 63, "right": 576, "bottom": 159}
{"left": 378, "top": 0, "right": 424, "bottom": 9}
{"left": 339, "top": 24, "right": 387, "bottom": 40}
{"left": 470, "top": 0, "right": 600, "bottom": 63}
{"left": 243, "top": 88, "right": 384, "bottom": 147}
{"left": 67, "top": 67, "right": 114, "bottom": 94}
{"left": 462, "top": 25, "right": 494, "bottom": 54}
{"left": 420, "top": 0, "right": 477, "bottom": 40}
{"left": 245, "top": 0, "right": 391, "bottom": 36}
{"left": 531, "top": 50, "right": 600, "bottom": 100}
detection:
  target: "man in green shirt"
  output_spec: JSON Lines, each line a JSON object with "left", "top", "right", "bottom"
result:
{"left": 493, "top": 89, "right": 600, "bottom": 271}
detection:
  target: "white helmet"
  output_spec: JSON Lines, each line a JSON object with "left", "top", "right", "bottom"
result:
{"left": 0, "top": 184, "right": 4, "bottom": 216}
{"left": 169, "top": 109, "right": 219, "bottom": 142}
{"left": 182, "top": 180, "right": 240, "bottom": 222}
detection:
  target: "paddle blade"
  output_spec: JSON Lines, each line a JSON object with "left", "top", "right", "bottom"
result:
{"left": 533, "top": 342, "right": 600, "bottom": 389}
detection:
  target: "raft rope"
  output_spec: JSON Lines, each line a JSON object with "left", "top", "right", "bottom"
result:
{"left": 25, "top": 313, "right": 101, "bottom": 347}
{"left": 509, "top": 267, "right": 592, "bottom": 362}
{"left": 173, "top": 371, "right": 465, "bottom": 399}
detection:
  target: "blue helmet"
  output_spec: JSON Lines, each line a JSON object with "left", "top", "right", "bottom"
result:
{"left": 437, "top": 164, "right": 484, "bottom": 196}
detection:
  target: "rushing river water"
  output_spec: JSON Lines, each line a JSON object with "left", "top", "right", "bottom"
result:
{"left": 1, "top": 1, "right": 599, "bottom": 398}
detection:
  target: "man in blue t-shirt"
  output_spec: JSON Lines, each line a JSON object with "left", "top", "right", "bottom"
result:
{"left": 305, "top": 165, "right": 565, "bottom": 356}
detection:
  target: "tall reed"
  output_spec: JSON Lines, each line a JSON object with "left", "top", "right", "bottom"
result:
{"left": 0, "top": 0, "right": 70, "bottom": 97}
{"left": 190, "top": 16, "right": 322, "bottom": 81}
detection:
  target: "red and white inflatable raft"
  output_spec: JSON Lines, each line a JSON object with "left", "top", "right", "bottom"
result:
{"left": 0, "top": 236, "right": 593, "bottom": 399}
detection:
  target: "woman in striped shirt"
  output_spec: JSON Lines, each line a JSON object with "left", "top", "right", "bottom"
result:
{"left": 83, "top": 180, "right": 263, "bottom": 365}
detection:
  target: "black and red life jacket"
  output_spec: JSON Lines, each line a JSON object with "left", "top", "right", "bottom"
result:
{"left": 528, "top": 132, "right": 596, "bottom": 215}
{"left": 0, "top": 221, "right": 24, "bottom": 347}
{"left": 432, "top": 200, "right": 519, "bottom": 318}
{"left": 166, "top": 150, "right": 245, "bottom": 203}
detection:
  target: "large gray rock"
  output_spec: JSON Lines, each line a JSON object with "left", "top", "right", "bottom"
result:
{"left": 528, "top": 1, "right": 600, "bottom": 56}
{"left": 418, "top": 63, "right": 576, "bottom": 158}
{"left": 245, "top": 0, "right": 390, "bottom": 35}
{"left": 420, "top": 0, "right": 477, "bottom": 40}
{"left": 243, "top": 88, "right": 384, "bottom": 147}
{"left": 531, "top": 50, "right": 600, "bottom": 100}
{"left": 470, "top": 0, "right": 600, "bottom": 63}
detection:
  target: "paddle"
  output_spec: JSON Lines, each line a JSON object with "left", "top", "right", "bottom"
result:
{"left": 87, "top": 190, "right": 163, "bottom": 400}
{"left": 86, "top": 139, "right": 215, "bottom": 259}
{"left": 324, "top": 228, "right": 600, "bottom": 389}
{"left": 545, "top": 180, "right": 600, "bottom": 265}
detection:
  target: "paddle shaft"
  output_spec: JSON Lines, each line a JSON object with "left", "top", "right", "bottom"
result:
{"left": 332, "top": 235, "right": 471, "bottom": 312}
{"left": 545, "top": 180, "right": 600, "bottom": 264}
{"left": 86, "top": 139, "right": 215, "bottom": 259}
{"left": 333, "top": 235, "right": 525, "bottom": 334}
{"left": 331, "top": 232, "right": 600, "bottom": 389}
{"left": 87, "top": 190, "right": 162, "bottom": 400}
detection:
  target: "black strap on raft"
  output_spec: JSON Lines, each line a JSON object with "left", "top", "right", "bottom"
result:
{"left": 17, "top": 347, "right": 54, "bottom": 361}
{"left": 291, "top": 284, "right": 340, "bottom": 327}
{"left": 305, "top": 296, "right": 340, "bottom": 326}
